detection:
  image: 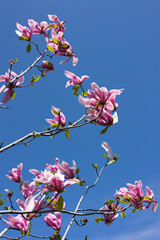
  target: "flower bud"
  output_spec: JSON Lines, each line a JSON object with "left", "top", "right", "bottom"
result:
{"left": 83, "top": 217, "right": 88, "bottom": 223}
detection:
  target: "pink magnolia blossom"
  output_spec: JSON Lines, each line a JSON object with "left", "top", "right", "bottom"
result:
{"left": 17, "top": 192, "right": 46, "bottom": 220}
{"left": 7, "top": 163, "right": 23, "bottom": 183}
{"left": 44, "top": 212, "right": 62, "bottom": 231}
{"left": 0, "top": 71, "right": 24, "bottom": 104}
{"left": 116, "top": 181, "right": 158, "bottom": 212}
{"left": 46, "top": 163, "right": 58, "bottom": 173}
{"left": 46, "top": 30, "right": 78, "bottom": 66}
{"left": 100, "top": 204, "right": 122, "bottom": 226}
{"left": 101, "top": 142, "right": 113, "bottom": 159}
{"left": 64, "top": 71, "right": 89, "bottom": 88}
{"left": 44, "top": 172, "right": 79, "bottom": 192}
{"left": 28, "top": 19, "right": 49, "bottom": 36}
{"left": 48, "top": 15, "right": 65, "bottom": 33}
{"left": 45, "top": 106, "right": 66, "bottom": 127}
{"left": 30, "top": 168, "right": 53, "bottom": 184}
{"left": 15, "top": 21, "right": 35, "bottom": 41}
{"left": 7, "top": 214, "right": 29, "bottom": 233}
{"left": 79, "top": 82, "right": 123, "bottom": 126}
{"left": 41, "top": 61, "right": 54, "bottom": 74}
{"left": 21, "top": 181, "right": 41, "bottom": 199}
{"left": 55, "top": 158, "right": 76, "bottom": 179}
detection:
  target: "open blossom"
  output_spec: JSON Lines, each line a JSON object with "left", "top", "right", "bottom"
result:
{"left": 100, "top": 204, "right": 122, "bottom": 226}
{"left": 116, "top": 180, "right": 158, "bottom": 211}
{"left": 101, "top": 142, "right": 113, "bottom": 159}
{"left": 79, "top": 82, "right": 123, "bottom": 126}
{"left": 46, "top": 30, "right": 78, "bottom": 66}
{"left": 55, "top": 158, "right": 76, "bottom": 179}
{"left": 7, "top": 214, "right": 29, "bottom": 233}
{"left": 45, "top": 106, "right": 66, "bottom": 127}
{"left": 64, "top": 71, "right": 89, "bottom": 88}
{"left": 15, "top": 21, "right": 35, "bottom": 41}
{"left": 44, "top": 212, "right": 62, "bottom": 231}
{"left": 0, "top": 71, "right": 24, "bottom": 104}
{"left": 44, "top": 172, "right": 79, "bottom": 192}
{"left": 21, "top": 181, "right": 41, "bottom": 199}
{"left": 17, "top": 192, "right": 46, "bottom": 220}
{"left": 48, "top": 14, "right": 65, "bottom": 33}
{"left": 28, "top": 19, "right": 49, "bottom": 36}
{"left": 7, "top": 163, "right": 23, "bottom": 183}
{"left": 41, "top": 61, "right": 54, "bottom": 74}
{"left": 30, "top": 168, "right": 53, "bottom": 184}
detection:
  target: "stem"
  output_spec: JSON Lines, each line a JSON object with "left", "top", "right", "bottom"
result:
{"left": 0, "top": 226, "right": 10, "bottom": 238}
{"left": 0, "top": 50, "right": 48, "bottom": 95}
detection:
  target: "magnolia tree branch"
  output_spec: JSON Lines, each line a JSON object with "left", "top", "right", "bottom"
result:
{"left": 0, "top": 114, "right": 91, "bottom": 153}
{"left": 0, "top": 49, "right": 48, "bottom": 95}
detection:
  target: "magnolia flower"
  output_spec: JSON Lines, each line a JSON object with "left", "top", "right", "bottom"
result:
{"left": 30, "top": 168, "right": 53, "bottom": 184}
{"left": 48, "top": 15, "right": 65, "bottom": 33}
{"left": 0, "top": 71, "right": 24, "bottom": 104}
{"left": 55, "top": 158, "right": 76, "bottom": 179}
{"left": 28, "top": 19, "right": 49, "bottom": 36}
{"left": 45, "top": 106, "right": 66, "bottom": 127}
{"left": 41, "top": 61, "right": 54, "bottom": 74}
{"left": 116, "top": 181, "right": 158, "bottom": 212}
{"left": 64, "top": 71, "right": 89, "bottom": 88}
{"left": 44, "top": 212, "right": 62, "bottom": 231}
{"left": 7, "top": 214, "right": 29, "bottom": 233}
{"left": 101, "top": 142, "right": 113, "bottom": 159}
{"left": 15, "top": 21, "right": 35, "bottom": 41}
{"left": 21, "top": 181, "right": 41, "bottom": 199}
{"left": 100, "top": 204, "right": 122, "bottom": 226}
{"left": 7, "top": 163, "right": 23, "bottom": 183}
{"left": 17, "top": 192, "right": 46, "bottom": 219}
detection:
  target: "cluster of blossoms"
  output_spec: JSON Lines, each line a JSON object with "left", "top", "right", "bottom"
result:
{"left": 16, "top": 14, "right": 78, "bottom": 66}
{"left": 6, "top": 158, "right": 78, "bottom": 234}
{"left": 99, "top": 180, "right": 158, "bottom": 226}
{"left": 79, "top": 82, "right": 123, "bottom": 126}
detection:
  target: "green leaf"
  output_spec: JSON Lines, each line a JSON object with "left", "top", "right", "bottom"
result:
{"left": 18, "top": 36, "right": 29, "bottom": 41}
{"left": 65, "top": 130, "right": 70, "bottom": 139}
{"left": 50, "top": 123, "right": 58, "bottom": 128}
{"left": 11, "top": 90, "right": 15, "bottom": 100}
{"left": 0, "top": 199, "right": 6, "bottom": 206}
{"left": 82, "top": 91, "right": 87, "bottom": 96}
{"left": 132, "top": 208, "right": 139, "bottom": 213}
{"left": 72, "top": 85, "right": 80, "bottom": 90}
{"left": 78, "top": 181, "right": 84, "bottom": 187}
{"left": 95, "top": 217, "right": 105, "bottom": 223}
{"left": 103, "top": 153, "right": 109, "bottom": 159}
{"left": 92, "top": 163, "right": 97, "bottom": 169}
{"left": 57, "top": 234, "right": 61, "bottom": 240}
{"left": 85, "top": 235, "right": 88, "bottom": 240}
{"left": 73, "top": 89, "right": 79, "bottom": 95}
{"left": 3, "top": 206, "right": 9, "bottom": 210}
{"left": 26, "top": 43, "right": 31, "bottom": 53}
{"left": 121, "top": 211, "right": 126, "bottom": 218}
{"left": 35, "top": 134, "right": 40, "bottom": 138}
{"left": 0, "top": 193, "right": 2, "bottom": 197}
{"left": 76, "top": 168, "right": 80, "bottom": 174}
{"left": 100, "top": 126, "right": 108, "bottom": 135}
{"left": 27, "top": 222, "right": 32, "bottom": 237}
{"left": 57, "top": 195, "right": 64, "bottom": 212}
{"left": 104, "top": 200, "right": 115, "bottom": 205}
{"left": 47, "top": 45, "right": 55, "bottom": 52}
{"left": 35, "top": 182, "right": 42, "bottom": 186}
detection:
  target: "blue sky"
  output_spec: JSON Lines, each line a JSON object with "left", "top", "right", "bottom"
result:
{"left": 0, "top": 0, "right": 160, "bottom": 239}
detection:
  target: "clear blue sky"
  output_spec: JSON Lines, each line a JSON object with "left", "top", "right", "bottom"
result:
{"left": 0, "top": 0, "right": 160, "bottom": 239}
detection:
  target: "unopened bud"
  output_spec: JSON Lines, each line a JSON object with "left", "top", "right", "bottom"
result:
{"left": 83, "top": 217, "right": 88, "bottom": 223}
{"left": 115, "top": 195, "right": 121, "bottom": 202}
{"left": 5, "top": 189, "right": 13, "bottom": 198}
